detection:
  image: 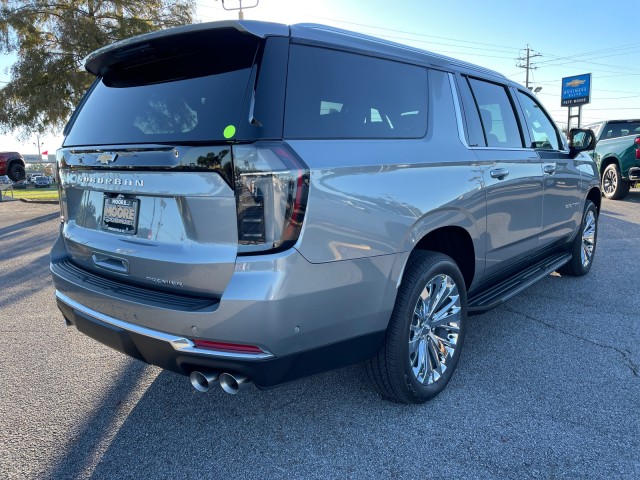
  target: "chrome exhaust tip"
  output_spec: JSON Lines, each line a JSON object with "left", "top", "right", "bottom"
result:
{"left": 189, "top": 370, "right": 220, "bottom": 393}
{"left": 219, "top": 373, "right": 251, "bottom": 395}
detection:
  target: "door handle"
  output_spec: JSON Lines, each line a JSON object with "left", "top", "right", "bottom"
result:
{"left": 543, "top": 164, "right": 557, "bottom": 175}
{"left": 490, "top": 168, "right": 509, "bottom": 180}
{"left": 92, "top": 253, "right": 129, "bottom": 274}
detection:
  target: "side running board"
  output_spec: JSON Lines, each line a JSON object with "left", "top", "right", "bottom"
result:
{"left": 468, "top": 252, "right": 572, "bottom": 314}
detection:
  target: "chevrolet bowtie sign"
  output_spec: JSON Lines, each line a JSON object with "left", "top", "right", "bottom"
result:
{"left": 561, "top": 73, "right": 591, "bottom": 107}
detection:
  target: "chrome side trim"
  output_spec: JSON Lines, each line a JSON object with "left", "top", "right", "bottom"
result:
{"left": 55, "top": 290, "right": 274, "bottom": 360}
{"left": 448, "top": 73, "right": 469, "bottom": 148}
{"left": 59, "top": 170, "right": 233, "bottom": 197}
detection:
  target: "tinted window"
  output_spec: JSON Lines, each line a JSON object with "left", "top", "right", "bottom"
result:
{"left": 456, "top": 75, "right": 486, "bottom": 147}
{"left": 467, "top": 78, "right": 523, "bottom": 148}
{"left": 285, "top": 45, "right": 428, "bottom": 139}
{"left": 517, "top": 91, "right": 560, "bottom": 150}
{"left": 65, "top": 34, "right": 259, "bottom": 146}
{"left": 601, "top": 121, "right": 640, "bottom": 139}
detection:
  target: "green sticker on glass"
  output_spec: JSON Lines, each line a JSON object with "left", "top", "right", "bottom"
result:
{"left": 223, "top": 124, "right": 236, "bottom": 139}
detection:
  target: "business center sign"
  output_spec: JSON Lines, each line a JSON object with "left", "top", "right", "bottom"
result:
{"left": 561, "top": 73, "right": 591, "bottom": 106}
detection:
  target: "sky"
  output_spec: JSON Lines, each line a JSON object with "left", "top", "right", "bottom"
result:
{"left": 1, "top": 0, "right": 638, "bottom": 154}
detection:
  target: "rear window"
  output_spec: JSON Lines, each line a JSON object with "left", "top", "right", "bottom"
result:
{"left": 601, "top": 122, "right": 640, "bottom": 140}
{"left": 64, "top": 30, "right": 260, "bottom": 146}
{"left": 284, "top": 45, "right": 428, "bottom": 139}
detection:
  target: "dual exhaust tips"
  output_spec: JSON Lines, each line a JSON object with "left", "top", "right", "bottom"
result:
{"left": 189, "top": 370, "right": 251, "bottom": 395}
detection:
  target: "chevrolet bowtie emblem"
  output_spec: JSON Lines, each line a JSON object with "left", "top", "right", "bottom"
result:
{"left": 565, "top": 79, "right": 586, "bottom": 88}
{"left": 97, "top": 153, "right": 118, "bottom": 164}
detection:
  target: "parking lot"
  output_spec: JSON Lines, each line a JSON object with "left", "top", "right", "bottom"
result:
{"left": 1, "top": 195, "right": 639, "bottom": 479}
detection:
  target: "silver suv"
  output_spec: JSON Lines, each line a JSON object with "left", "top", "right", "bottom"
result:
{"left": 51, "top": 21, "right": 600, "bottom": 403}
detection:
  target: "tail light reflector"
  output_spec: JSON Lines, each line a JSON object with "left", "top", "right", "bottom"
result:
{"left": 192, "top": 339, "right": 266, "bottom": 354}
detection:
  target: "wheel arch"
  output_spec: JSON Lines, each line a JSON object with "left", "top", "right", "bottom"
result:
{"left": 599, "top": 156, "right": 619, "bottom": 176}
{"left": 412, "top": 225, "right": 476, "bottom": 292}
{"left": 586, "top": 187, "right": 601, "bottom": 213}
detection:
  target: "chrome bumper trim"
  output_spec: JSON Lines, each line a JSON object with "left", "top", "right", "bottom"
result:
{"left": 55, "top": 290, "right": 274, "bottom": 360}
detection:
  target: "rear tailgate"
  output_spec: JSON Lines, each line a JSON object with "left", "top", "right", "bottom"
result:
{"left": 58, "top": 146, "right": 237, "bottom": 297}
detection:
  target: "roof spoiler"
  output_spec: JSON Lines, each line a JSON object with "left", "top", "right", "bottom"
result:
{"left": 84, "top": 20, "right": 289, "bottom": 76}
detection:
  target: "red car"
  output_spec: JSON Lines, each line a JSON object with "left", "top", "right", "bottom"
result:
{"left": 0, "top": 152, "right": 26, "bottom": 181}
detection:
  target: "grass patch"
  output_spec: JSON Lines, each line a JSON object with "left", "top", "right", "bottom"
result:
{"left": 3, "top": 187, "right": 60, "bottom": 201}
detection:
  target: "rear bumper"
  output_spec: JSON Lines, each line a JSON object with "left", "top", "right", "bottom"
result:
{"left": 51, "top": 234, "right": 404, "bottom": 385}
{"left": 55, "top": 290, "right": 384, "bottom": 388}
{"left": 628, "top": 167, "right": 640, "bottom": 181}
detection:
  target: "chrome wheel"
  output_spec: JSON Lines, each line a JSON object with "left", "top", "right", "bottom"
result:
{"left": 581, "top": 210, "right": 596, "bottom": 267}
{"left": 603, "top": 167, "right": 617, "bottom": 196}
{"left": 409, "top": 274, "right": 461, "bottom": 385}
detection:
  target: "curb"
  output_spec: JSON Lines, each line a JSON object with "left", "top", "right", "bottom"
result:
{"left": 19, "top": 198, "right": 60, "bottom": 205}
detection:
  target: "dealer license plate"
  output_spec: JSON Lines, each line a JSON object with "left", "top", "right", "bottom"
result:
{"left": 102, "top": 196, "right": 139, "bottom": 234}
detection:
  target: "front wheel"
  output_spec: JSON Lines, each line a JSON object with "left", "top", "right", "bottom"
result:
{"left": 559, "top": 200, "right": 598, "bottom": 276}
{"left": 364, "top": 251, "right": 467, "bottom": 403}
{"left": 7, "top": 161, "right": 25, "bottom": 182}
{"left": 602, "top": 163, "right": 630, "bottom": 200}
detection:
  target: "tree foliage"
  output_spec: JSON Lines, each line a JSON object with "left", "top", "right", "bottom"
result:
{"left": 0, "top": 0, "right": 195, "bottom": 136}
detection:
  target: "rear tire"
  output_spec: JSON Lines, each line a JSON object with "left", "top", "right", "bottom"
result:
{"left": 364, "top": 251, "right": 467, "bottom": 403}
{"left": 602, "top": 163, "right": 630, "bottom": 200}
{"left": 559, "top": 200, "right": 598, "bottom": 276}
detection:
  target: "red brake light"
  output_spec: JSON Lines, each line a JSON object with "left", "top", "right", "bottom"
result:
{"left": 634, "top": 136, "right": 640, "bottom": 145}
{"left": 192, "top": 339, "right": 265, "bottom": 354}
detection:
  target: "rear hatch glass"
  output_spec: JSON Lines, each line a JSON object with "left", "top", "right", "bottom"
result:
{"left": 65, "top": 28, "right": 260, "bottom": 147}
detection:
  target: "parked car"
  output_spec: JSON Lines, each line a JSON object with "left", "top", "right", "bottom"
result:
{"left": 33, "top": 176, "right": 51, "bottom": 188}
{"left": 12, "top": 180, "right": 27, "bottom": 189}
{"left": 51, "top": 21, "right": 600, "bottom": 403}
{"left": 584, "top": 119, "right": 640, "bottom": 199}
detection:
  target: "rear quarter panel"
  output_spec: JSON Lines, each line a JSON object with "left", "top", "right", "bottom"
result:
{"left": 593, "top": 136, "right": 640, "bottom": 177}
{"left": 287, "top": 69, "right": 486, "bottom": 284}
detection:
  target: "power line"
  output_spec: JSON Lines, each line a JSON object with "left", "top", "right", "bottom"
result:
{"left": 534, "top": 42, "right": 640, "bottom": 65}
{"left": 301, "top": 14, "right": 523, "bottom": 52}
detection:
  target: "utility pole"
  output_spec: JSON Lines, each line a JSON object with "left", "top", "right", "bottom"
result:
{"left": 33, "top": 134, "right": 43, "bottom": 156}
{"left": 516, "top": 45, "right": 542, "bottom": 89}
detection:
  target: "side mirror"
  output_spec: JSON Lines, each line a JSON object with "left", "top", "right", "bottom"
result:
{"left": 569, "top": 128, "right": 596, "bottom": 157}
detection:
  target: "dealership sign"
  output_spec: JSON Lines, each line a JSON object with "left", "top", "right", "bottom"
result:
{"left": 561, "top": 73, "right": 591, "bottom": 107}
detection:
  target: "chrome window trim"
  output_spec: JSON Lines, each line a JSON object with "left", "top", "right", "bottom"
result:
{"left": 55, "top": 290, "right": 274, "bottom": 360}
{"left": 448, "top": 72, "right": 469, "bottom": 148}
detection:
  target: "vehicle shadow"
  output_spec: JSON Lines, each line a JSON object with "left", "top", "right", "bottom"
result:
{"left": 38, "top": 197, "right": 640, "bottom": 479}
{"left": 620, "top": 188, "right": 640, "bottom": 203}
{"left": 0, "top": 211, "right": 59, "bottom": 239}
{"left": 43, "top": 363, "right": 406, "bottom": 479}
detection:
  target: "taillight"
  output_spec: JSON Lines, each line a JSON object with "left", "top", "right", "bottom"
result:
{"left": 636, "top": 136, "right": 640, "bottom": 160}
{"left": 232, "top": 142, "right": 309, "bottom": 254}
{"left": 56, "top": 152, "right": 67, "bottom": 223}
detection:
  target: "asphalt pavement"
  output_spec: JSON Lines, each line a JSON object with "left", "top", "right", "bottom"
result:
{"left": 0, "top": 195, "right": 639, "bottom": 479}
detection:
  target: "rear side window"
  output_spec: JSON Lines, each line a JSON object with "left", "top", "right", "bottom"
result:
{"left": 285, "top": 45, "right": 428, "bottom": 139}
{"left": 467, "top": 78, "right": 523, "bottom": 148}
